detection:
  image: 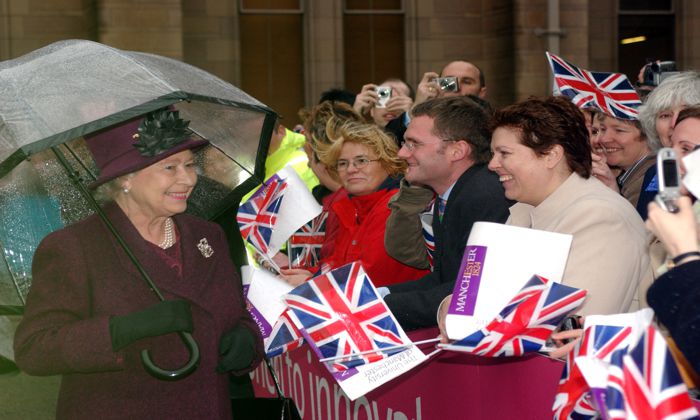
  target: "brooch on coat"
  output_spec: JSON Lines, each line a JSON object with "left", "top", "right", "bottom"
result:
{"left": 197, "top": 238, "right": 214, "bottom": 258}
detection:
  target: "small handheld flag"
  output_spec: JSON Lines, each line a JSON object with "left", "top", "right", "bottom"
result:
{"left": 284, "top": 262, "right": 409, "bottom": 372}
{"left": 441, "top": 275, "right": 587, "bottom": 357}
{"left": 237, "top": 174, "right": 287, "bottom": 256}
{"left": 546, "top": 52, "right": 641, "bottom": 120}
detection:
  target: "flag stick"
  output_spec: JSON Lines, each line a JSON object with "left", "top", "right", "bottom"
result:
{"left": 425, "top": 348, "right": 443, "bottom": 359}
{"left": 318, "top": 338, "right": 441, "bottom": 363}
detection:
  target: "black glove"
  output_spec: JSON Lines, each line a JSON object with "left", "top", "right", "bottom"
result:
{"left": 216, "top": 325, "right": 257, "bottom": 373}
{"left": 109, "top": 300, "right": 193, "bottom": 351}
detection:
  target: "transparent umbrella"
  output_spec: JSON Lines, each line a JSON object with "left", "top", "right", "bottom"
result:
{"left": 0, "top": 40, "right": 277, "bottom": 379}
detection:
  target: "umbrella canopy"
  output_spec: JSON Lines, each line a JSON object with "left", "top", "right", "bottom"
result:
{"left": 0, "top": 40, "right": 278, "bottom": 365}
{"left": 0, "top": 39, "right": 273, "bottom": 173}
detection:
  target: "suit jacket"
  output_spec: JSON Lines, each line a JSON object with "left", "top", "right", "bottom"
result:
{"left": 508, "top": 173, "right": 653, "bottom": 315}
{"left": 385, "top": 164, "right": 511, "bottom": 330}
{"left": 14, "top": 203, "right": 263, "bottom": 420}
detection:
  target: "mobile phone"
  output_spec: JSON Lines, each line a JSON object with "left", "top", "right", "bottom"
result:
{"left": 375, "top": 86, "right": 392, "bottom": 108}
{"left": 558, "top": 315, "right": 582, "bottom": 345}
{"left": 544, "top": 315, "right": 582, "bottom": 349}
{"left": 655, "top": 147, "right": 681, "bottom": 213}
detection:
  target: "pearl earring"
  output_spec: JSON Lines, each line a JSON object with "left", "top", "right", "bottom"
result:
{"left": 123, "top": 187, "right": 130, "bottom": 194}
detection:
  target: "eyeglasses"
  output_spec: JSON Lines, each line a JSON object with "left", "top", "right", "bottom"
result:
{"left": 401, "top": 138, "right": 457, "bottom": 151}
{"left": 335, "top": 156, "right": 379, "bottom": 171}
{"left": 401, "top": 139, "right": 421, "bottom": 151}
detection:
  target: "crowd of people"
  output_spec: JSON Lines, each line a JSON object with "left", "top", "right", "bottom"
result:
{"left": 12, "top": 57, "right": 700, "bottom": 418}
{"left": 277, "top": 60, "right": 700, "bottom": 383}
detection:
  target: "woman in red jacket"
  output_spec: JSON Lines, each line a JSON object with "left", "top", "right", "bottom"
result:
{"left": 281, "top": 119, "right": 428, "bottom": 287}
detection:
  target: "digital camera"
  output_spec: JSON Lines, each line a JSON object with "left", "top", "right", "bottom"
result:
{"left": 655, "top": 147, "right": 681, "bottom": 213}
{"left": 436, "top": 76, "right": 459, "bottom": 92}
{"left": 642, "top": 60, "right": 679, "bottom": 87}
{"left": 375, "top": 86, "right": 392, "bottom": 108}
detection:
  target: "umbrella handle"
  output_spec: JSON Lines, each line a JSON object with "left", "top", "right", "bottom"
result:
{"left": 140, "top": 331, "right": 200, "bottom": 381}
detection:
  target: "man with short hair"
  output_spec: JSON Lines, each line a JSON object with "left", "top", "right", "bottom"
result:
{"left": 383, "top": 96, "right": 511, "bottom": 330}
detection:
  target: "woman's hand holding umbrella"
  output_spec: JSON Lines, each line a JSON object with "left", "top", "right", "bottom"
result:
{"left": 109, "top": 300, "right": 193, "bottom": 351}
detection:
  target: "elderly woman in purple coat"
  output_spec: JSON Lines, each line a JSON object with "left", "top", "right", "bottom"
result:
{"left": 13, "top": 108, "right": 263, "bottom": 419}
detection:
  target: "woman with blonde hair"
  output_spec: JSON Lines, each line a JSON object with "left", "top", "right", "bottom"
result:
{"left": 280, "top": 119, "right": 428, "bottom": 286}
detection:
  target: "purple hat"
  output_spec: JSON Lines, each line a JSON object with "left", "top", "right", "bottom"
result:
{"left": 85, "top": 108, "right": 208, "bottom": 188}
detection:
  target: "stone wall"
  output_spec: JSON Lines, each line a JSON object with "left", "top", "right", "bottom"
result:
{"left": 1, "top": 0, "right": 698, "bottom": 112}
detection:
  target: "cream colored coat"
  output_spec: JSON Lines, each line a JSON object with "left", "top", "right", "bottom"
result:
{"left": 507, "top": 173, "right": 653, "bottom": 316}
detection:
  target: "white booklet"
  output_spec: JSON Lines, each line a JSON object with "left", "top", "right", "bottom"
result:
{"left": 243, "top": 265, "right": 294, "bottom": 338}
{"left": 445, "top": 222, "right": 573, "bottom": 340}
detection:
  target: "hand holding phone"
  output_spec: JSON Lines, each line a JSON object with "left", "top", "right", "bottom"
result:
{"left": 557, "top": 315, "right": 582, "bottom": 344}
{"left": 542, "top": 315, "right": 583, "bottom": 358}
{"left": 654, "top": 147, "right": 681, "bottom": 213}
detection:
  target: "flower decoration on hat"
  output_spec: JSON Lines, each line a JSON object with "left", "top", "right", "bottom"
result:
{"left": 133, "top": 109, "right": 194, "bottom": 157}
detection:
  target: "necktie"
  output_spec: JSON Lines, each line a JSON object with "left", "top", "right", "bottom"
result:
{"left": 437, "top": 197, "right": 447, "bottom": 222}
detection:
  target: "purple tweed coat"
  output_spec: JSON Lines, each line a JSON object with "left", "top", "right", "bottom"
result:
{"left": 14, "top": 203, "right": 263, "bottom": 420}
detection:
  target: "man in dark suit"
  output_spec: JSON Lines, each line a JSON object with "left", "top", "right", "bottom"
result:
{"left": 383, "top": 96, "right": 511, "bottom": 331}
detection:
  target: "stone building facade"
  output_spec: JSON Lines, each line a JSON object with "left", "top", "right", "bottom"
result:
{"left": 1, "top": 0, "right": 698, "bottom": 121}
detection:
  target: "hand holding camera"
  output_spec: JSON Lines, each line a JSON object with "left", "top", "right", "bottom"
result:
{"left": 414, "top": 71, "right": 441, "bottom": 107}
{"left": 640, "top": 60, "right": 679, "bottom": 87}
{"left": 384, "top": 94, "right": 413, "bottom": 115}
{"left": 353, "top": 83, "right": 380, "bottom": 115}
{"left": 647, "top": 149, "right": 699, "bottom": 256}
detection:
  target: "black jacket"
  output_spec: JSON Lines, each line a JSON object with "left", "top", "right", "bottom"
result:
{"left": 647, "top": 259, "right": 700, "bottom": 375}
{"left": 385, "top": 163, "right": 512, "bottom": 330}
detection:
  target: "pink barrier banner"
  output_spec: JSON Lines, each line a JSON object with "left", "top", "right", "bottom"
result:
{"left": 251, "top": 328, "right": 565, "bottom": 420}
{"left": 251, "top": 327, "right": 700, "bottom": 419}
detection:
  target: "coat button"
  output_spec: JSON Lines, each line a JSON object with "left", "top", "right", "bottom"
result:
{"left": 352, "top": 240, "right": 357, "bottom": 245}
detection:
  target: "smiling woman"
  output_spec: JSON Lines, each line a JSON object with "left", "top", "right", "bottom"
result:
{"left": 487, "top": 96, "right": 652, "bottom": 317}
{"left": 279, "top": 119, "right": 428, "bottom": 288}
{"left": 597, "top": 113, "right": 657, "bottom": 209}
{"left": 13, "top": 108, "right": 264, "bottom": 420}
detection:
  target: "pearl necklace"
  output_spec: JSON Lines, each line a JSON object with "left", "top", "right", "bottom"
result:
{"left": 158, "top": 217, "right": 175, "bottom": 249}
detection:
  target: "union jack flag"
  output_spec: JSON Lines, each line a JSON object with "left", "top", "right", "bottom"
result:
{"left": 442, "top": 275, "right": 587, "bottom": 357}
{"left": 546, "top": 52, "right": 642, "bottom": 120}
{"left": 553, "top": 322, "right": 635, "bottom": 419}
{"left": 264, "top": 309, "right": 305, "bottom": 358}
{"left": 284, "top": 262, "right": 407, "bottom": 372}
{"left": 288, "top": 211, "right": 327, "bottom": 269}
{"left": 604, "top": 325, "right": 699, "bottom": 420}
{"left": 237, "top": 174, "right": 287, "bottom": 255}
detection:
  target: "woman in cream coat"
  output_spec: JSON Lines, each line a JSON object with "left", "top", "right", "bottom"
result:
{"left": 487, "top": 97, "right": 653, "bottom": 316}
